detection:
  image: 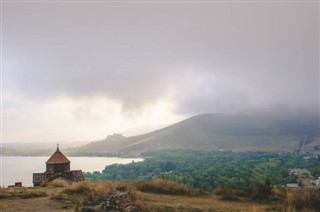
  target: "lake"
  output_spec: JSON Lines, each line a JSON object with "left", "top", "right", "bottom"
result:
{"left": 0, "top": 156, "right": 143, "bottom": 187}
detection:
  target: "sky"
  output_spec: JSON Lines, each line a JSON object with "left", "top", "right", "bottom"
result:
{"left": 1, "top": 0, "right": 319, "bottom": 143}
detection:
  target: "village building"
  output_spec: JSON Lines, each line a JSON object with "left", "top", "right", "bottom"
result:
{"left": 33, "top": 145, "right": 84, "bottom": 186}
{"left": 286, "top": 183, "right": 300, "bottom": 191}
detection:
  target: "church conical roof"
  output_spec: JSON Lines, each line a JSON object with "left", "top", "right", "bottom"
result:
{"left": 46, "top": 146, "right": 70, "bottom": 164}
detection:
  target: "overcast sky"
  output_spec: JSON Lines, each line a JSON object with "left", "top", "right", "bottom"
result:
{"left": 2, "top": 1, "right": 319, "bottom": 143}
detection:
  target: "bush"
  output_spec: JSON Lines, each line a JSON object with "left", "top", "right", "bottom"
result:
{"left": 270, "top": 187, "right": 286, "bottom": 202}
{"left": 137, "top": 178, "right": 191, "bottom": 195}
{"left": 251, "top": 179, "right": 273, "bottom": 200}
{"left": 214, "top": 186, "right": 240, "bottom": 201}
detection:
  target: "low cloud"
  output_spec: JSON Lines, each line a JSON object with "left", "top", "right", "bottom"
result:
{"left": 2, "top": 1, "right": 319, "bottom": 142}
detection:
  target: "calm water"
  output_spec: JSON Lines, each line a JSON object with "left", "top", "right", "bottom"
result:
{"left": 0, "top": 156, "right": 143, "bottom": 187}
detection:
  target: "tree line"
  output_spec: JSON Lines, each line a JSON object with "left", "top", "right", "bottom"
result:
{"left": 84, "top": 150, "right": 320, "bottom": 191}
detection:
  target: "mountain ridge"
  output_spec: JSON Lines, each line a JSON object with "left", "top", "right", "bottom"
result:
{"left": 71, "top": 112, "right": 319, "bottom": 156}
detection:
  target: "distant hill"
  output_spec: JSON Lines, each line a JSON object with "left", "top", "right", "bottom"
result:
{"left": 1, "top": 141, "right": 88, "bottom": 156}
{"left": 71, "top": 113, "right": 320, "bottom": 156}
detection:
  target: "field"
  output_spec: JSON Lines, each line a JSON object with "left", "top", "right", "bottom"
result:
{"left": 139, "top": 192, "right": 268, "bottom": 211}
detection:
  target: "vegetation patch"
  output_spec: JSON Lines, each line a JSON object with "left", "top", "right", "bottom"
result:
{"left": 51, "top": 181, "right": 148, "bottom": 211}
{"left": 85, "top": 150, "right": 319, "bottom": 191}
{"left": 83, "top": 150, "right": 320, "bottom": 211}
{"left": 214, "top": 186, "right": 241, "bottom": 201}
{"left": 52, "top": 181, "right": 115, "bottom": 206}
{"left": 137, "top": 178, "right": 192, "bottom": 195}
{"left": 0, "top": 187, "right": 47, "bottom": 199}
{"left": 287, "top": 188, "right": 320, "bottom": 211}
{"left": 44, "top": 179, "right": 70, "bottom": 188}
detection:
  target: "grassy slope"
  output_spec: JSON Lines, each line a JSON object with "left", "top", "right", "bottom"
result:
{"left": 1, "top": 179, "right": 319, "bottom": 211}
{"left": 74, "top": 113, "right": 318, "bottom": 156}
{"left": 0, "top": 185, "right": 269, "bottom": 212}
{"left": 3, "top": 113, "right": 318, "bottom": 156}
{"left": 0, "top": 187, "right": 73, "bottom": 212}
{"left": 138, "top": 191, "right": 268, "bottom": 212}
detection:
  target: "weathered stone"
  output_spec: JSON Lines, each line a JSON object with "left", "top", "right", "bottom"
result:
{"left": 83, "top": 186, "right": 144, "bottom": 212}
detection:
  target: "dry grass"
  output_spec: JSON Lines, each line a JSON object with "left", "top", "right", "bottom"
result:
{"left": 214, "top": 186, "right": 246, "bottom": 201}
{"left": 213, "top": 185, "right": 320, "bottom": 212}
{"left": 0, "top": 196, "right": 72, "bottom": 212}
{"left": 44, "top": 179, "right": 70, "bottom": 188}
{"left": 137, "top": 178, "right": 195, "bottom": 195}
{"left": 51, "top": 181, "right": 117, "bottom": 207}
{"left": 0, "top": 185, "right": 269, "bottom": 212}
{"left": 0, "top": 187, "right": 47, "bottom": 199}
{"left": 254, "top": 187, "right": 320, "bottom": 212}
{"left": 2, "top": 182, "right": 319, "bottom": 212}
{"left": 51, "top": 181, "right": 148, "bottom": 211}
{"left": 286, "top": 188, "right": 320, "bottom": 211}
{"left": 138, "top": 191, "right": 269, "bottom": 211}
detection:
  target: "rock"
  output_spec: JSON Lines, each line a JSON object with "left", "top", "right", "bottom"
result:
{"left": 105, "top": 205, "right": 118, "bottom": 212}
{"left": 81, "top": 203, "right": 105, "bottom": 212}
{"left": 105, "top": 191, "right": 141, "bottom": 212}
{"left": 82, "top": 186, "right": 144, "bottom": 212}
{"left": 116, "top": 185, "right": 128, "bottom": 192}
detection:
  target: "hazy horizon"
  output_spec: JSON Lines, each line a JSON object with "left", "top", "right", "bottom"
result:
{"left": 2, "top": 1, "right": 319, "bottom": 143}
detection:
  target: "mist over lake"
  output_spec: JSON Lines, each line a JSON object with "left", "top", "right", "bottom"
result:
{"left": 1, "top": 156, "right": 143, "bottom": 187}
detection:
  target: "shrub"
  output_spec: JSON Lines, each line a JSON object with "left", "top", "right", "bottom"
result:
{"left": 270, "top": 187, "right": 286, "bottom": 202}
{"left": 214, "top": 186, "right": 240, "bottom": 201}
{"left": 251, "top": 179, "right": 273, "bottom": 200}
{"left": 191, "top": 188, "right": 208, "bottom": 196}
{"left": 137, "top": 178, "right": 191, "bottom": 195}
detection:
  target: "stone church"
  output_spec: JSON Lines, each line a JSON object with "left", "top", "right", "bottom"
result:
{"left": 33, "top": 146, "right": 84, "bottom": 186}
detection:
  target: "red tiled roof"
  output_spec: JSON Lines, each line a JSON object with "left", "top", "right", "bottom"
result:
{"left": 46, "top": 147, "right": 70, "bottom": 164}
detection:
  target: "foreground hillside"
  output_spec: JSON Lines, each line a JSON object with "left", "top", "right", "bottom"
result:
{"left": 1, "top": 179, "right": 319, "bottom": 212}
{"left": 72, "top": 113, "right": 319, "bottom": 156}
{"left": 0, "top": 180, "right": 268, "bottom": 212}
